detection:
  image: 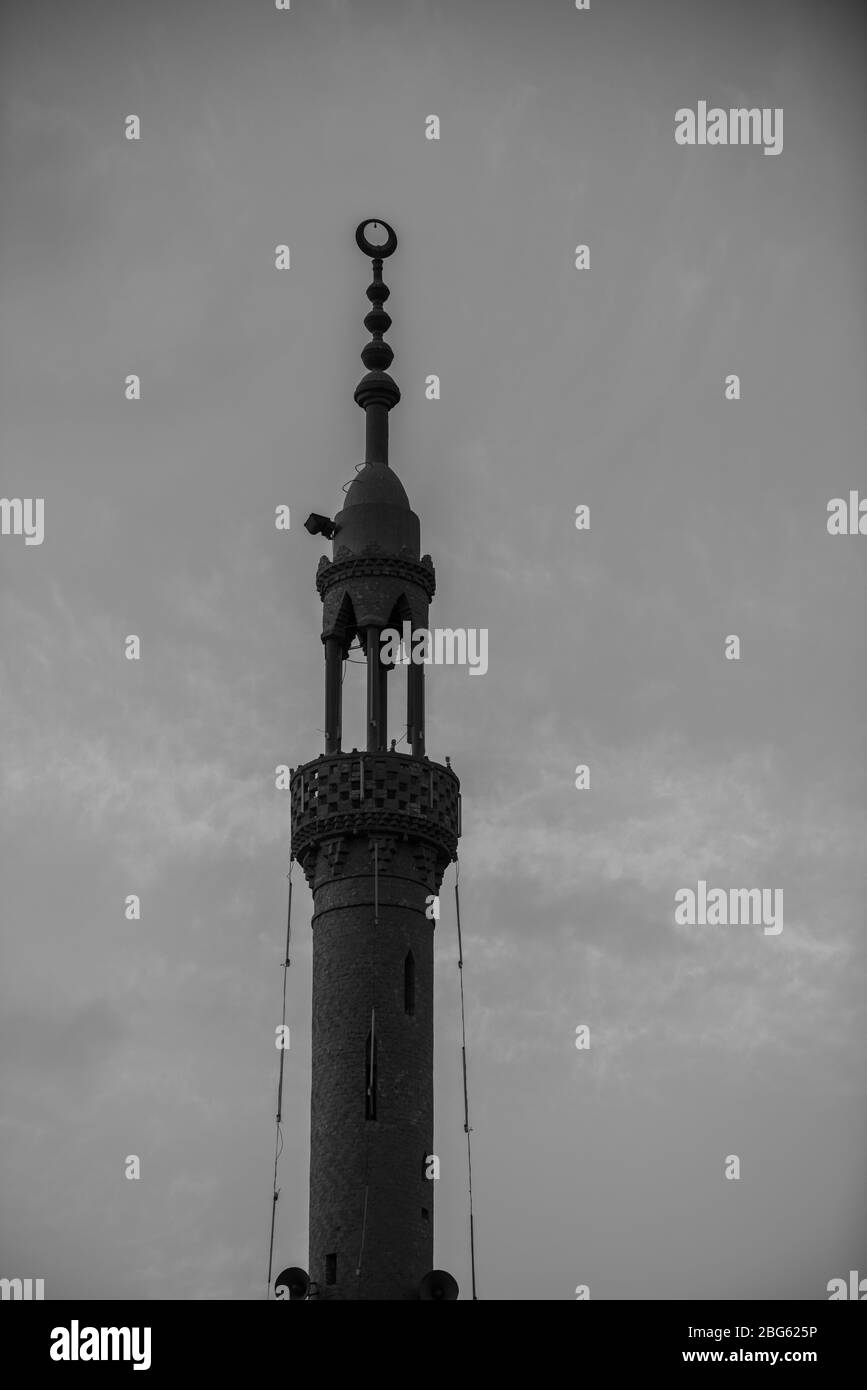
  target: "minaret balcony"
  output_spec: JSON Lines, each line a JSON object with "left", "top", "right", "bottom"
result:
{"left": 290, "top": 749, "right": 460, "bottom": 863}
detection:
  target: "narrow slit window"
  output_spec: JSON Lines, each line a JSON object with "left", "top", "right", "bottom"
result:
{"left": 404, "top": 950, "right": 415, "bottom": 1016}
{"left": 365, "top": 1031, "right": 378, "bottom": 1120}
{"left": 325, "top": 1253, "right": 337, "bottom": 1286}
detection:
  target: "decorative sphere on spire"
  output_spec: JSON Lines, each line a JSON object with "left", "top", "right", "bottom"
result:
{"left": 354, "top": 220, "right": 400, "bottom": 463}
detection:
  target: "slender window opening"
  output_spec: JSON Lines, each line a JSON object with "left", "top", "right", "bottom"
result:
{"left": 325, "top": 1253, "right": 337, "bottom": 1285}
{"left": 404, "top": 950, "right": 416, "bottom": 1016}
{"left": 365, "top": 1031, "right": 378, "bottom": 1120}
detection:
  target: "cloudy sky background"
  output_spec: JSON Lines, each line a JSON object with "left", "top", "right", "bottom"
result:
{"left": 1, "top": 0, "right": 865, "bottom": 1299}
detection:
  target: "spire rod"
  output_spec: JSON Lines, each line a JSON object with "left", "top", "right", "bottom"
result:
{"left": 354, "top": 219, "right": 400, "bottom": 465}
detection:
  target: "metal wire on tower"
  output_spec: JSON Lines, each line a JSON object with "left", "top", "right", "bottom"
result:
{"left": 266, "top": 861, "right": 294, "bottom": 1299}
{"left": 454, "top": 858, "right": 478, "bottom": 1300}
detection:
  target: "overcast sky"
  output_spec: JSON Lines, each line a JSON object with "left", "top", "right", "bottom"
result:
{"left": 1, "top": 0, "right": 865, "bottom": 1300}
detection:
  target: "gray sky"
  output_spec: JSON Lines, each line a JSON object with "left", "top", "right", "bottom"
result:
{"left": 1, "top": 0, "right": 865, "bottom": 1300}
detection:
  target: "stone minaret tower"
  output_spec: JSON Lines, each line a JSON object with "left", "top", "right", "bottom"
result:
{"left": 291, "top": 220, "right": 461, "bottom": 1301}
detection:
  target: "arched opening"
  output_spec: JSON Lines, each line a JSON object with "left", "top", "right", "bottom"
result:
{"left": 381, "top": 595, "right": 412, "bottom": 752}
{"left": 328, "top": 593, "right": 359, "bottom": 753}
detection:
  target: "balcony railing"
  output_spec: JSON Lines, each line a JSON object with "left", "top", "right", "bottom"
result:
{"left": 290, "top": 750, "right": 460, "bottom": 861}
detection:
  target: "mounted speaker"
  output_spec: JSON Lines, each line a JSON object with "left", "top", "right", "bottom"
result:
{"left": 274, "top": 1266, "right": 310, "bottom": 1300}
{"left": 419, "top": 1269, "right": 459, "bottom": 1301}
{"left": 303, "top": 513, "right": 338, "bottom": 539}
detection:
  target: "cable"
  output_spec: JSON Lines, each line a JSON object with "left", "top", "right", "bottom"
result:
{"left": 266, "top": 861, "right": 294, "bottom": 1299}
{"left": 357, "top": 836, "right": 380, "bottom": 1281}
{"left": 454, "top": 859, "right": 478, "bottom": 1300}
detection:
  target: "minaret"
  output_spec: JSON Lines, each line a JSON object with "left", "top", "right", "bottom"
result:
{"left": 291, "top": 220, "right": 461, "bottom": 1300}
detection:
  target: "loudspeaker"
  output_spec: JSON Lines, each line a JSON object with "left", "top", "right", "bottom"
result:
{"left": 303, "top": 513, "right": 337, "bottom": 539}
{"left": 274, "top": 1266, "right": 310, "bottom": 1300}
{"left": 418, "top": 1269, "right": 459, "bottom": 1301}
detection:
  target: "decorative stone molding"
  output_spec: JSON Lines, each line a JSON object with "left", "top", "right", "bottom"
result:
{"left": 367, "top": 835, "right": 398, "bottom": 873}
{"left": 316, "top": 550, "right": 436, "bottom": 601}
{"left": 290, "top": 750, "right": 460, "bottom": 873}
{"left": 322, "top": 836, "right": 349, "bottom": 875}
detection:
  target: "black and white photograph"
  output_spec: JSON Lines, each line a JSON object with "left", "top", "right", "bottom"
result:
{"left": 1, "top": 0, "right": 865, "bottom": 1361}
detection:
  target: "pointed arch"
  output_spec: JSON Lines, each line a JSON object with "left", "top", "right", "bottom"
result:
{"left": 332, "top": 590, "right": 358, "bottom": 650}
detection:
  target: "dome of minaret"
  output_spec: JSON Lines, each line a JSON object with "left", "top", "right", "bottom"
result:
{"left": 333, "top": 461, "right": 420, "bottom": 557}
{"left": 343, "top": 460, "right": 410, "bottom": 509}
